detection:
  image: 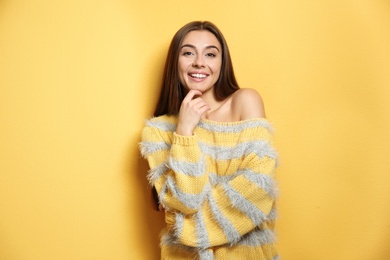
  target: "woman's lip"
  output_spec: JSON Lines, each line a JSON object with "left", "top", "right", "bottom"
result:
{"left": 188, "top": 73, "right": 208, "bottom": 79}
{"left": 188, "top": 73, "right": 208, "bottom": 82}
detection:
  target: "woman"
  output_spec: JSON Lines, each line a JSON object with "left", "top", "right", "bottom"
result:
{"left": 140, "top": 21, "right": 279, "bottom": 260}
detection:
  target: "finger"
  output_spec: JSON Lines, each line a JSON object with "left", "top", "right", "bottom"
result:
{"left": 190, "top": 97, "right": 207, "bottom": 107}
{"left": 189, "top": 99, "right": 210, "bottom": 113}
{"left": 198, "top": 104, "right": 211, "bottom": 114}
{"left": 183, "top": 89, "right": 203, "bottom": 102}
{"left": 193, "top": 100, "right": 210, "bottom": 113}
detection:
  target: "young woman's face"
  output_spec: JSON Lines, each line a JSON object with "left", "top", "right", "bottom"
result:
{"left": 178, "top": 30, "right": 222, "bottom": 95}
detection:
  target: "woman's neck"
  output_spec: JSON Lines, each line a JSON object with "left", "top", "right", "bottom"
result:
{"left": 202, "top": 91, "right": 236, "bottom": 122}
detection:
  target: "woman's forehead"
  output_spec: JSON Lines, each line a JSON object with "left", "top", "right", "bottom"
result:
{"left": 182, "top": 30, "right": 221, "bottom": 49}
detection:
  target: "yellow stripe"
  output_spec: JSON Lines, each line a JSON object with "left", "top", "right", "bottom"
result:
{"left": 205, "top": 157, "right": 242, "bottom": 176}
{"left": 141, "top": 125, "right": 172, "bottom": 142}
{"left": 180, "top": 215, "right": 198, "bottom": 247}
{"left": 205, "top": 156, "right": 276, "bottom": 176}
{"left": 240, "top": 155, "right": 277, "bottom": 175}
{"left": 170, "top": 146, "right": 201, "bottom": 162}
{"left": 175, "top": 173, "right": 208, "bottom": 194}
{"left": 161, "top": 244, "right": 197, "bottom": 259}
{"left": 230, "top": 176, "right": 274, "bottom": 214}
{"left": 145, "top": 150, "right": 169, "bottom": 168}
{"left": 194, "top": 126, "right": 272, "bottom": 146}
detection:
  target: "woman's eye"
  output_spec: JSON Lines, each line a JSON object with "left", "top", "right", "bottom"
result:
{"left": 206, "top": 53, "right": 216, "bottom": 57}
{"left": 183, "top": 51, "right": 193, "bottom": 56}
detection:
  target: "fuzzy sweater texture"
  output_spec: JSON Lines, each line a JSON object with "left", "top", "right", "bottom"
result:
{"left": 140, "top": 115, "right": 279, "bottom": 260}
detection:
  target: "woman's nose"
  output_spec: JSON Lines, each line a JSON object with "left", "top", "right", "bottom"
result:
{"left": 192, "top": 55, "right": 205, "bottom": 68}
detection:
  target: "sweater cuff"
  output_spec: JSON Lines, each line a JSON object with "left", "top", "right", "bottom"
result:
{"left": 173, "top": 132, "right": 197, "bottom": 146}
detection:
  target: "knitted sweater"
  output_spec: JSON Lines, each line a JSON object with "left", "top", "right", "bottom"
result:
{"left": 140, "top": 115, "right": 279, "bottom": 260}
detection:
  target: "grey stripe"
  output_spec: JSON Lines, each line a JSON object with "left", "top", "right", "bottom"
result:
{"left": 209, "top": 172, "right": 238, "bottom": 185}
{"left": 199, "top": 140, "right": 277, "bottom": 161}
{"left": 198, "top": 119, "right": 273, "bottom": 133}
{"left": 195, "top": 210, "right": 210, "bottom": 248}
{"left": 146, "top": 119, "right": 176, "bottom": 132}
{"left": 158, "top": 182, "right": 168, "bottom": 207}
{"left": 174, "top": 212, "right": 184, "bottom": 240}
{"left": 139, "top": 141, "right": 170, "bottom": 157}
{"left": 268, "top": 208, "right": 277, "bottom": 221}
{"left": 239, "top": 169, "right": 278, "bottom": 198}
{"left": 169, "top": 157, "right": 205, "bottom": 177}
{"left": 147, "top": 162, "right": 168, "bottom": 185}
{"left": 208, "top": 194, "right": 241, "bottom": 244}
{"left": 236, "top": 228, "right": 276, "bottom": 246}
{"left": 222, "top": 182, "right": 267, "bottom": 225}
{"left": 165, "top": 175, "right": 211, "bottom": 210}
{"left": 160, "top": 232, "right": 176, "bottom": 246}
{"left": 198, "top": 249, "right": 214, "bottom": 260}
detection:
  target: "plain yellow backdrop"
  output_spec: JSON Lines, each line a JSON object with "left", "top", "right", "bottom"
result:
{"left": 1, "top": 0, "right": 389, "bottom": 259}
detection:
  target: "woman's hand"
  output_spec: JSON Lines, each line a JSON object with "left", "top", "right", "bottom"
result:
{"left": 176, "top": 90, "right": 210, "bottom": 136}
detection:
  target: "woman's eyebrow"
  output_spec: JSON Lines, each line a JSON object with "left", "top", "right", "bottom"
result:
{"left": 180, "top": 44, "right": 220, "bottom": 52}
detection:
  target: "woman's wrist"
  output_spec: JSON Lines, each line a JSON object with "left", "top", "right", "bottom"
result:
{"left": 176, "top": 124, "right": 193, "bottom": 136}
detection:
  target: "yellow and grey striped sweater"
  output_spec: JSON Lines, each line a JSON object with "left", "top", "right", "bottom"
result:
{"left": 140, "top": 115, "right": 279, "bottom": 260}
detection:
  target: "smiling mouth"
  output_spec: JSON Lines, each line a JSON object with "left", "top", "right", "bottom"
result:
{"left": 189, "top": 73, "right": 207, "bottom": 79}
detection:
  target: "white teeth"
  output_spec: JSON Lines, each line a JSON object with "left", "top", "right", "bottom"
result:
{"left": 190, "top": 73, "right": 206, "bottom": 78}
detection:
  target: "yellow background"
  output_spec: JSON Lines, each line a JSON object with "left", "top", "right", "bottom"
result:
{"left": 1, "top": 0, "right": 389, "bottom": 259}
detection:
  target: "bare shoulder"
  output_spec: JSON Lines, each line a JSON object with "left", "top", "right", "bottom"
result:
{"left": 231, "top": 88, "right": 266, "bottom": 120}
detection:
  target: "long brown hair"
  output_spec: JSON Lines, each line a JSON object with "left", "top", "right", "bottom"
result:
{"left": 153, "top": 21, "right": 240, "bottom": 117}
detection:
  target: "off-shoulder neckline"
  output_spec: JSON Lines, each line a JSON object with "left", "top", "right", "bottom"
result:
{"left": 200, "top": 117, "right": 268, "bottom": 125}
{"left": 152, "top": 115, "right": 270, "bottom": 126}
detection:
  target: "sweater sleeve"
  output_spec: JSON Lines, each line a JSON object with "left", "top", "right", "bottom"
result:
{"left": 140, "top": 122, "right": 209, "bottom": 215}
{"left": 165, "top": 123, "right": 278, "bottom": 248}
